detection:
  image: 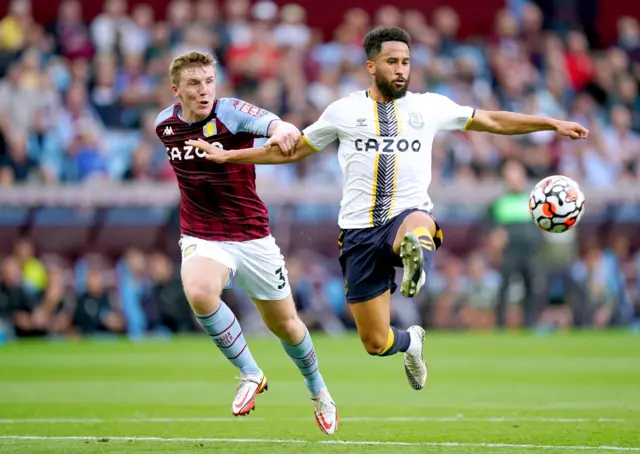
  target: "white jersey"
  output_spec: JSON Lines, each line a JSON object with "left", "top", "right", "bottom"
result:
{"left": 302, "top": 90, "right": 475, "bottom": 229}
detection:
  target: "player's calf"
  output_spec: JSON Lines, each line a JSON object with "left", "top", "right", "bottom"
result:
{"left": 281, "top": 325, "right": 339, "bottom": 434}
{"left": 361, "top": 326, "right": 412, "bottom": 356}
{"left": 193, "top": 296, "right": 267, "bottom": 414}
{"left": 254, "top": 296, "right": 328, "bottom": 396}
{"left": 261, "top": 311, "right": 306, "bottom": 345}
{"left": 182, "top": 257, "right": 263, "bottom": 397}
{"left": 253, "top": 295, "right": 338, "bottom": 434}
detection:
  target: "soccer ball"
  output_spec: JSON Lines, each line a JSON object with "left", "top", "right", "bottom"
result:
{"left": 529, "top": 175, "right": 585, "bottom": 233}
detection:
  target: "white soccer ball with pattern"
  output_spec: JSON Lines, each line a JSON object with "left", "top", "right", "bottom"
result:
{"left": 529, "top": 175, "right": 585, "bottom": 233}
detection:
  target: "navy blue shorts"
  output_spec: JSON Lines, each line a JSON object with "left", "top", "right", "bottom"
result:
{"left": 338, "top": 209, "right": 443, "bottom": 304}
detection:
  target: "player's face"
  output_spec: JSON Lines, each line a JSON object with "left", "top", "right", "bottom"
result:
{"left": 370, "top": 41, "right": 411, "bottom": 99}
{"left": 173, "top": 65, "right": 216, "bottom": 121}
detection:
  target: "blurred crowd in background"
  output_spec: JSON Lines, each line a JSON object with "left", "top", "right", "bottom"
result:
{"left": 0, "top": 0, "right": 639, "bottom": 341}
{"left": 0, "top": 0, "right": 639, "bottom": 186}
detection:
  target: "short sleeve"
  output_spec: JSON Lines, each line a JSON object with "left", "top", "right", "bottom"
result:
{"left": 424, "top": 93, "right": 475, "bottom": 131}
{"left": 154, "top": 105, "right": 174, "bottom": 128}
{"left": 215, "top": 98, "right": 280, "bottom": 137}
{"left": 302, "top": 101, "right": 341, "bottom": 151}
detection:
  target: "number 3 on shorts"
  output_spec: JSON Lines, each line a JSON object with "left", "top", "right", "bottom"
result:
{"left": 275, "top": 267, "right": 286, "bottom": 290}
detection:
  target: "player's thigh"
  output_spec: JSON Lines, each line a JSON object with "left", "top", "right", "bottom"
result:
{"left": 233, "top": 235, "right": 291, "bottom": 302}
{"left": 179, "top": 236, "right": 235, "bottom": 310}
{"left": 339, "top": 228, "right": 395, "bottom": 352}
{"left": 392, "top": 210, "right": 443, "bottom": 254}
{"left": 340, "top": 227, "right": 395, "bottom": 304}
{"left": 349, "top": 290, "right": 392, "bottom": 354}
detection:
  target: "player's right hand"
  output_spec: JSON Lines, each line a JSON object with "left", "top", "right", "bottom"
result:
{"left": 186, "top": 139, "right": 228, "bottom": 163}
{"left": 553, "top": 120, "right": 589, "bottom": 140}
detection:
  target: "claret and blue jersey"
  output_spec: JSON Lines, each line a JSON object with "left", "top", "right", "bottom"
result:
{"left": 155, "top": 98, "right": 280, "bottom": 242}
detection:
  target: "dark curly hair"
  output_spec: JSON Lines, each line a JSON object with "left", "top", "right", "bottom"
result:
{"left": 363, "top": 26, "right": 412, "bottom": 60}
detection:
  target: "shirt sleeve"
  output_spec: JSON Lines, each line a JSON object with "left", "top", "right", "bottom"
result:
{"left": 301, "top": 101, "right": 341, "bottom": 151}
{"left": 215, "top": 98, "right": 280, "bottom": 137}
{"left": 424, "top": 93, "right": 475, "bottom": 131}
{"left": 154, "top": 105, "right": 174, "bottom": 141}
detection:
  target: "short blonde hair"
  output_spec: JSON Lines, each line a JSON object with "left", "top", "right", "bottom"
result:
{"left": 169, "top": 51, "right": 216, "bottom": 86}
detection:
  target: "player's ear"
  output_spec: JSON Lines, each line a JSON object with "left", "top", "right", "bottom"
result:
{"left": 366, "top": 60, "right": 375, "bottom": 76}
{"left": 171, "top": 85, "right": 179, "bottom": 99}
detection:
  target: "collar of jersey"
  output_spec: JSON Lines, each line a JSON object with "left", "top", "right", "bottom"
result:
{"left": 177, "top": 105, "right": 215, "bottom": 125}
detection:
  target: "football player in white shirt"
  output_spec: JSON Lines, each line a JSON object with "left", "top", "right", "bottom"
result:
{"left": 188, "top": 26, "right": 589, "bottom": 391}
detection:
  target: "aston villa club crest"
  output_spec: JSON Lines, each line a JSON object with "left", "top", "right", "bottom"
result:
{"left": 203, "top": 121, "right": 217, "bottom": 137}
{"left": 183, "top": 244, "right": 197, "bottom": 258}
{"left": 408, "top": 112, "right": 424, "bottom": 129}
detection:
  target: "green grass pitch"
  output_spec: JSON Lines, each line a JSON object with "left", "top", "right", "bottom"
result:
{"left": 0, "top": 331, "right": 639, "bottom": 453}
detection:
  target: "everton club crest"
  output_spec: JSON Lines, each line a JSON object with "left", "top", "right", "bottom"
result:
{"left": 408, "top": 112, "right": 424, "bottom": 129}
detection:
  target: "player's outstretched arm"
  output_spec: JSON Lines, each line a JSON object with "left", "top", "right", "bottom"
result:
{"left": 467, "top": 110, "right": 589, "bottom": 140}
{"left": 185, "top": 137, "right": 316, "bottom": 165}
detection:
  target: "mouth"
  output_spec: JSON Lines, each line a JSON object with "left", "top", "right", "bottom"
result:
{"left": 198, "top": 100, "right": 210, "bottom": 107}
{"left": 393, "top": 79, "right": 406, "bottom": 87}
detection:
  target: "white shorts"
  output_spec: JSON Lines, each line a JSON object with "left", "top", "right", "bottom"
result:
{"left": 179, "top": 234, "right": 290, "bottom": 301}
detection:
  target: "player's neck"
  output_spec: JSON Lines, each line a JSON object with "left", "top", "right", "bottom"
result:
{"left": 180, "top": 107, "right": 210, "bottom": 123}
{"left": 368, "top": 86, "right": 395, "bottom": 103}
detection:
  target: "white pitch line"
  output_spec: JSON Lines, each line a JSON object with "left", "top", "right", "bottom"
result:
{"left": 0, "top": 416, "right": 632, "bottom": 424}
{"left": 341, "top": 417, "right": 631, "bottom": 423}
{"left": 0, "top": 435, "right": 639, "bottom": 451}
{"left": 0, "top": 417, "right": 264, "bottom": 423}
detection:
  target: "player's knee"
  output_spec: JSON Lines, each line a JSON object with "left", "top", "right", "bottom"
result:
{"left": 361, "top": 333, "right": 389, "bottom": 356}
{"left": 183, "top": 281, "right": 222, "bottom": 314}
{"left": 266, "top": 315, "right": 304, "bottom": 343}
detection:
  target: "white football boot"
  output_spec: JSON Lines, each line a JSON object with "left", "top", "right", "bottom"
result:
{"left": 232, "top": 371, "right": 268, "bottom": 416}
{"left": 311, "top": 388, "right": 339, "bottom": 435}
{"left": 404, "top": 325, "right": 428, "bottom": 390}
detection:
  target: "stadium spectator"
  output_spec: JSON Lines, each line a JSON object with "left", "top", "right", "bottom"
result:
{"left": 65, "top": 265, "right": 124, "bottom": 336}
{"left": 89, "top": 0, "right": 132, "bottom": 55}
{"left": 0, "top": 0, "right": 31, "bottom": 52}
{"left": 487, "top": 160, "right": 543, "bottom": 328}
{"left": 50, "top": 0, "right": 94, "bottom": 61}
{"left": 0, "top": 256, "right": 41, "bottom": 337}
{"left": 457, "top": 253, "right": 502, "bottom": 329}
{"left": 427, "top": 254, "right": 466, "bottom": 329}
{"left": 143, "top": 251, "right": 195, "bottom": 333}
{"left": 570, "top": 244, "right": 617, "bottom": 327}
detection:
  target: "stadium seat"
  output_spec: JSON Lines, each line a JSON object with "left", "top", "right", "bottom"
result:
{"left": 29, "top": 207, "right": 96, "bottom": 257}
{"left": 0, "top": 207, "right": 30, "bottom": 255}
{"left": 94, "top": 207, "right": 172, "bottom": 255}
{"left": 289, "top": 203, "right": 341, "bottom": 253}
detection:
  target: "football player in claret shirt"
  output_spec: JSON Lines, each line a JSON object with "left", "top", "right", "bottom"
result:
{"left": 155, "top": 51, "right": 337, "bottom": 434}
{"left": 189, "top": 27, "right": 589, "bottom": 394}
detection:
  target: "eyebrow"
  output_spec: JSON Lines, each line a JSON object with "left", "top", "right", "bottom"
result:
{"left": 380, "top": 54, "right": 411, "bottom": 59}
{"left": 186, "top": 75, "right": 215, "bottom": 82}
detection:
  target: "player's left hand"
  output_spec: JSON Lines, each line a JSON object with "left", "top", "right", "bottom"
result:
{"left": 186, "top": 139, "right": 229, "bottom": 163}
{"left": 554, "top": 120, "right": 589, "bottom": 140}
{"left": 263, "top": 121, "right": 301, "bottom": 155}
